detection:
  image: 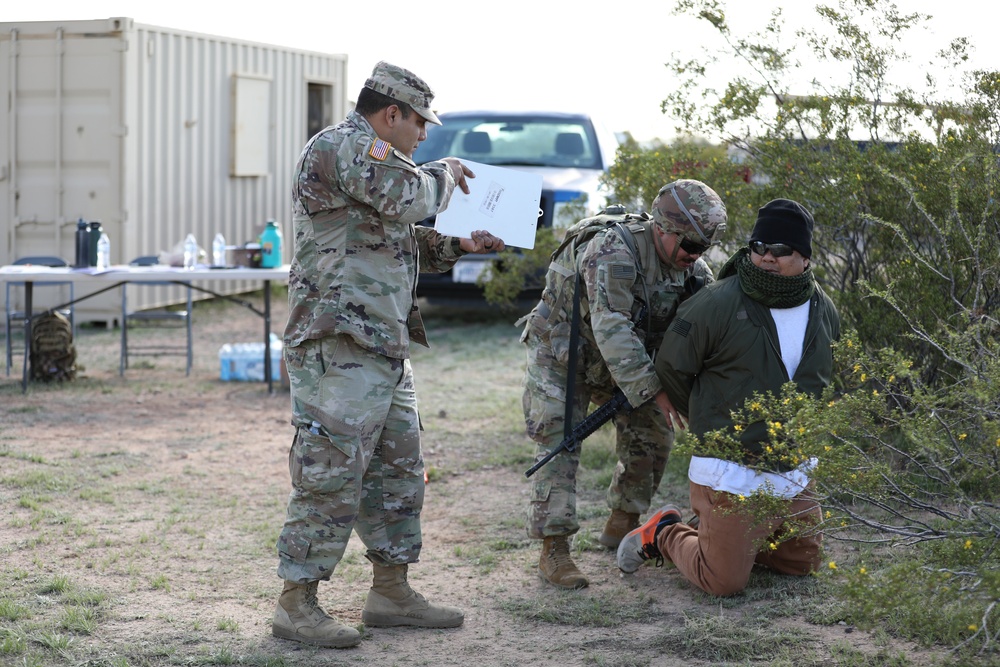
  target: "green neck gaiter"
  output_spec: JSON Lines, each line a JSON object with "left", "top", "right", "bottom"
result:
{"left": 719, "top": 247, "right": 815, "bottom": 309}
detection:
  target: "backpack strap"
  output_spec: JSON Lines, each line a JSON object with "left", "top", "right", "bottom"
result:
{"left": 607, "top": 221, "right": 653, "bottom": 345}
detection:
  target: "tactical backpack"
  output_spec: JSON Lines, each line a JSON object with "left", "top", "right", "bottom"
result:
{"left": 542, "top": 205, "right": 652, "bottom": 321}
{"left": 29, "top": 311, "right": 77, "bottom": 382}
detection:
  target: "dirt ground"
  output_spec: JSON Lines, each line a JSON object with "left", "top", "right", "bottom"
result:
{"left": 0, "top": 291, "right": 947, "bottom": 666}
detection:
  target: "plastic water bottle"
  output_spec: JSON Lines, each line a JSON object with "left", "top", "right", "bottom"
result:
{"left": 183, "top": 233, "right": 198, "bottom": 269}
{"left": 212, "top": 233, "right": 227, "bottom": 267}
{"left": 218, "top": 343, "right": 233, "bottom": 381}
{"left": 260, "top": 221, "right": 282, "bottom": 268}
{"left": 96, "top": 233, "right": 111, "bottom": 270}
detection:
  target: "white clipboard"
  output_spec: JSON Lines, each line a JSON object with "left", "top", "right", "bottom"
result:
{"left": 433, "top": 160, "right": 543, "bottom": 249}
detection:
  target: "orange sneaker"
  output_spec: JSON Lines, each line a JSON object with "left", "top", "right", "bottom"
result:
{"left": 616, "top": 504, "right": 681, "bottom": 573}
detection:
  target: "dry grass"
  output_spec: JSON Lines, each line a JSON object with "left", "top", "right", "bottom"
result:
{"left": 0, "top": 290, "right": 951, "bottom": 666}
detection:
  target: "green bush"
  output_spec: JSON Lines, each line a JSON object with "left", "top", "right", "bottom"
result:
{"left": 613, "top": 0, "right": 1000, "bottom": 656}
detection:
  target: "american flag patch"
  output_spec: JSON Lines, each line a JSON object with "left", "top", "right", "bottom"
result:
{"left": 670, "top": 318, "right": 692, "bottom": 337}
{"left": 610, "top": 264, "right": 636, "bottom": 280}
{"left": 368, "top": 139, "right": 390, "bottom": 160}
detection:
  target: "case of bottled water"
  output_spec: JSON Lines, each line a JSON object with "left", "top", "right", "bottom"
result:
{"left": 218, "top": 334, "right": 282, "bottom": 381}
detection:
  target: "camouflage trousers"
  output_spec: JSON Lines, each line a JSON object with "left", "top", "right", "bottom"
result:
{"left": 276, "top": 334, "right": 424, "bottom": 584}
{"left": 522, "top": 338, "right": 673, "bottom": 539}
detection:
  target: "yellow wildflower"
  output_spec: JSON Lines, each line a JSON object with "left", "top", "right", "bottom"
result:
{"left": 958, "top": 433, "right": 967, "bottom": 441}
{"left": 828, "top": 561, "right": 837, "bottom": 570}
{"left": 965, "top": 539, "right": 972, "bottom": 550}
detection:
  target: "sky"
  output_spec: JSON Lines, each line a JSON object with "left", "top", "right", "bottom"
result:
{"left": 5, "top": 1, "right": 997, "bottom": 143}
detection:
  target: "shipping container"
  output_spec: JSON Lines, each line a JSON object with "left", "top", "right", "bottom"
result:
{"left": 0, "top": 17, "right": 349, "bottom": 324}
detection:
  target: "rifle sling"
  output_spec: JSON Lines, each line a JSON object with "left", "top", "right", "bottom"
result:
{"left": 563, "top": 271, "right": 582, "bottom": 441}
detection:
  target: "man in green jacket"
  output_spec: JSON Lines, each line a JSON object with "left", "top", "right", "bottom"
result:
{"left": 616, "top": 198, "right": 840, "bottom": 596}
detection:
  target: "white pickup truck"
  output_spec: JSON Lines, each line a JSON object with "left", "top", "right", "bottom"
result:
{"left": 412, "top": 110, "right": 619, "bottom": 299}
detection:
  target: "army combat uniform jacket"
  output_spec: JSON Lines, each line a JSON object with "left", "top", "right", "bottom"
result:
{"left": 284, "top": 110, "right": 466, "bottom": 359}
{"left": 522, "top": 217, "right": 713, "bottom": 406}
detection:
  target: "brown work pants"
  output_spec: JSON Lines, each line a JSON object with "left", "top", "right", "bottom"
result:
{"left": 657, "top": 481, "right": 823, "bottom": 597}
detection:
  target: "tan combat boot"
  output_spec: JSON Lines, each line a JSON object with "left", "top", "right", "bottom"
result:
{"left": 272, "top": 580, "right": 361, "bottom": 648}
{"left": 598, "top": 509, "right": 640, "bottom": 548}
{"left": 538, "top": 535, "right": 589, "bottom": 589}
{"left": 361, "top": 564, "right": 464, "bottom": 628}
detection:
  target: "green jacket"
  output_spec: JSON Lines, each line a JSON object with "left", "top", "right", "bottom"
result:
{"left": 654, "top": 273, "right": 840, "bottom": 468}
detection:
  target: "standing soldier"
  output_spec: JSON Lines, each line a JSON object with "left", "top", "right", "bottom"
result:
{"left": 273, "top": 61, "right": 504, "bottom": 648}
{"left": 518, "top": 179, "right": 728, "bottom": 588}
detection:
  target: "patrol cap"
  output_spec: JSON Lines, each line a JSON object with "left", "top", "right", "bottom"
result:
{"left": 651, "top": 179, "right": 728, "bottom": 245}
{"left": 364, "top": 61, "right": 442, "bottom": 125}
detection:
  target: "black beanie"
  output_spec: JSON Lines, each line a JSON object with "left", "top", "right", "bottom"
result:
{"left": 749, "top": 199, "right": 814, "bottom": 258}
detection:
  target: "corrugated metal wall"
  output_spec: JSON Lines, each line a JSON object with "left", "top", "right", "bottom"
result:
{"left": 1, "top": 17, "right": 349, "bottom": 323}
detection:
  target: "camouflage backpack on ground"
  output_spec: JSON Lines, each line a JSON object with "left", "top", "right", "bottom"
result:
{"left": 29, "top": 311, "right": 77, "bottom": 382}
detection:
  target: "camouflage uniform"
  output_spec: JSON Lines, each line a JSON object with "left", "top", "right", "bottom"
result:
{"left": 520, "top": 181, "right": 727, "bottom": 540}
{"left": 277, "top": 105, "right": 466, "bottom": 584}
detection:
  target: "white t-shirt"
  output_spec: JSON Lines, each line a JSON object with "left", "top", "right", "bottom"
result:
{"left": 688, "top": 455, "right": 815, "bottom": 498}
{"left": 770, "top": 300, "right": 810, "bottom": 379}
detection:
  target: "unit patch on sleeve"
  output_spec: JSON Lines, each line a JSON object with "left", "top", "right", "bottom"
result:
{"left": 368, "top": 138, "right": 391, "bottom": 161}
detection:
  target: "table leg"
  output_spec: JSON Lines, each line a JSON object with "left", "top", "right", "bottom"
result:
{"left": 263, "top": 280, "right": 273, "bottom": 394}
{"left": 21, "top": 281, "right": 33, "bottom": 393}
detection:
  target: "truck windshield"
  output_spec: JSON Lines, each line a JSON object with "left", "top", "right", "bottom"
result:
{"left": 413, "top": 115, "right": 604, "bottom": 170}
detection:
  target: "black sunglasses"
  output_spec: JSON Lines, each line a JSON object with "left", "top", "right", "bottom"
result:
{"left": 749, "top": 240, "right": 795, "bottom": 258}
{"left": 678, "top": 236, "right": 711, "bottom": 255}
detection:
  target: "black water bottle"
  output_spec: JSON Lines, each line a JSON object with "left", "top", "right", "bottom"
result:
{"left": 75, "top": 219, "right": 91, "bottom": 268}
{"left": 88, "top": 221, "right": 103, "bottom": 266}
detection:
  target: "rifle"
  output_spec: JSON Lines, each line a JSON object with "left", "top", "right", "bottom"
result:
{"left": 524, "top": 388, "right": 633, "bottom": 478}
